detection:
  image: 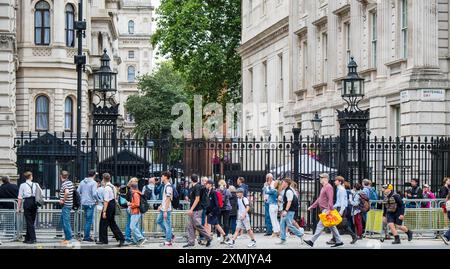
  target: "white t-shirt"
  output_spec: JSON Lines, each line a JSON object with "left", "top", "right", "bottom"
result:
{"left": 103, "top": 184, "right": 116, "bottom": 202}
{"left": 237, "top": 197, "right": 250, "bottom": 217}
{"left": 161, "top": 183, "right": 173, "bottom": 211}
{"left": 285, "top": 188, "right": 294, "bottom": 202}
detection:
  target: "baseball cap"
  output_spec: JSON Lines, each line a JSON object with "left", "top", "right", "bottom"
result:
{"left": 382, "top": 184, "right": 393, "bottom": 190}
{"left": 206, "top": 179, "right": 214, "bottom": 185}
{"left": 423, "top": 184, "right": 430, "bottom": 188}
{"left": 236, "top": 188, "right": 244, "bottom": 193}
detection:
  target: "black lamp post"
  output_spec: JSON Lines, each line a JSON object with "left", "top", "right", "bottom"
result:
{"left": 92, "top": 49, "right": 119, "bottom": 182}
{"left": 311, "top": 112, "right": 322, "bottom": 137}
{"left": 337, "top": 57, "right": 370, "bottom": 184}
{"left": 74, "top": 0, "right": 86, "bottom": 183}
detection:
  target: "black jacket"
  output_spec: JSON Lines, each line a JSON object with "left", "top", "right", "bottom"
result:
{"left": 0, "top": 182, "right": 19, "bottom": 209}
{"left": 229, "top": 193, "right": 238, "bottom": 216}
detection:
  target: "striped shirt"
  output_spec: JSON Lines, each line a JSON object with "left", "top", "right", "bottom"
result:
{"left": 60, "top": 180, "right": 74, "bottom": 207}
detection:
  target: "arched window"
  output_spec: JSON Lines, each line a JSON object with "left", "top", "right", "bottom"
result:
{"left": 65, "top": 4, "right": 75, "bottom": 47}
{"left": 64, "top": 97, "right": 73, "bottom": 131}
{"left": 127, "top": 66, "right": 136, "bottom": 82}
{"left": 35, "top": 1, "right": 51, "bottom": 45}
{"left": 128, "top": 20, "right": 135, "bottom": 34}
{"left": 36, "top": 95, "right": 49, "bottom": 131}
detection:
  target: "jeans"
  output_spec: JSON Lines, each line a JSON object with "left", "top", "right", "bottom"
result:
{"left": 60, "top": 206, "right": 73, "bottom": 241}
{"left": 264, "top": 203, "right": 273, "bottom": 234}
{"left": 130, "top": 214, "right": 145, "bottom": 243}
{"left": 82, "top": 205, "right": 95, "bottom": 239}
{"left": 311, "top": 210, "right": 342, "bottom": 244}
{"left": 125, "top": 209, "right": 132, "bottom": 241}
{"left": 229, "top": 215, "right": 237, "bottom": 235}
{"left": 445, "top": 212, "right": 450, "bottom": 240}
{"left": 280, "top": 211, "right": 304, "bottom": 241}
{"left": 156, "top": 211, "right": 172, "bottom": 242}
{"left": 269, "top": 204, "right": 280, "bottom": 233}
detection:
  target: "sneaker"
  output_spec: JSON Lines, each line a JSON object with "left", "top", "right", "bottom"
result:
{"left": 326, "top": 239, "right": 336, "bottom": 245}
{"left": 220, "top": 236, "right": 230, "bottom": 244}
{"left": 350, "top": 236, "right": 358, "bottom": 244}
{"left": 441, "top": 235, "right": 449, "bottom": 245}
{"left": 183, "top": 243, "right": 195, "bottom": 248}
{"left": 276, "top": 240, "right": 286, "bottom": 245}
{"left": 118, "top": 240, "right": 125, "bottom": 247}
{"left": 82, "top": 238, "right": 94, "bottom": 242}
{"left": 331, "top": 242, "right": 344, "bottom": 248}
{"left": 264, "top": 233, "right": 272, "bottom": 236}
{"left": 138, "top": 239, "right": 147, "bottom": 246}
{"left": 225, "top": 240, "right": 235, "bottom": 246}
{"left": 247, "top": 240, "right": 256, "bottom": 248}
{"left": 205, "top": 239, "right": 212, "bottom": 247}
{"left": 303, "top": 240, "right": 314, "bottom": 247}
{"left": 160, "top": 241, "right": 172, "bottom": 247}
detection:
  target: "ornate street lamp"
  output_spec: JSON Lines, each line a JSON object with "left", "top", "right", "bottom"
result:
{"left": 311, "top": 112, "right": 322, "bottom": 137}
{"left": 341, "top": 57, "right": 365, "bottom": 112}
{"left": 93, "top": 49, "right": 117, "bottom": 107}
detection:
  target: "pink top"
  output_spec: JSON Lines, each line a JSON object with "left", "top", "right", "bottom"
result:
{"left": 311, "top": 183, "right": 334, "bottom": 211}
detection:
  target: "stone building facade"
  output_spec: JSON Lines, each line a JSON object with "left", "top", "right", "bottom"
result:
{"left": 0, "top": 0, "right": 155, "bottom": 177}
{"left": 239, "top": 0, "right": 450, "bottom": 139}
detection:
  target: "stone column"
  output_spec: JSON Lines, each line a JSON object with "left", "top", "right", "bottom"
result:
{"left": 376, "top": 0, "right": 391, "bottom": 79}
{"left": 53, "top": 0, "right": 65, "bottom": 45}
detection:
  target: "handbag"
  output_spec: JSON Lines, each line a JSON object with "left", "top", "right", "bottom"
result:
{"left": 319, "top": 209, "right": 343, "bottom": 228}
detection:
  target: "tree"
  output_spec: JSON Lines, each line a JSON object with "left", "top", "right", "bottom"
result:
{"left": 151, "top": 0, "right": 242, "bottom": 105}
{"left": 125, "top": 61, "right": 187, "bottom": 138}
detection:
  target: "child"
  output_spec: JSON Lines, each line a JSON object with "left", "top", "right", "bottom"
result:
{"left": 226, "top": 188, "right": 256, "bottom": 248}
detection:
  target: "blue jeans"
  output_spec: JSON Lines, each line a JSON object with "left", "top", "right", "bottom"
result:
{"left": 82, "top": 205, "right": 94, "bottom": 239}
{"left": 60, "top": 206, "right": 73, "bottom": 240}
{"left": 156, "top": 211, "right": 172, "bottom": 242}
{"left": 445, "top": 212, "right": 450, "bottom": 240}
{"left": 264, "top": 202, "right": 273, "bottom": 234}
{"left": 280, "top": 211, "right": 304, "bottom": 241}
{"left": 125, "top": 209, "right": 132, "bottom": 241}
{"left": 229, "top": 215, "right": 237, "bottom": 234}
{"left": 130, "top": 214, "right": 144, "bottom": 243}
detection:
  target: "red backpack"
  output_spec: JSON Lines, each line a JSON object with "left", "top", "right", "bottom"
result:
{"left": 216, "top": 191, "right": 224, "bottom": 208}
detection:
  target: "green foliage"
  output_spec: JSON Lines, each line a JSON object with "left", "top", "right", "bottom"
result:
{"left": 152, "top": 0, "right": 242, "bottom": 105}
{"left": 125, "top": 61, "right": 187, "bottom": 137}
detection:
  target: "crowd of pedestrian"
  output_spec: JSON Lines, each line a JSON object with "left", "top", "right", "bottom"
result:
{"left": 0, "top": 170, "right": 449, "bottom": 247}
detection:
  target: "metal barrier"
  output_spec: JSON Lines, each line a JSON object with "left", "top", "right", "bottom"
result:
{"left": 0, "top": 199, "right": 19, "bottom": 242}
{"left": 364, "top": 199, "right": 449, "bottom": 241}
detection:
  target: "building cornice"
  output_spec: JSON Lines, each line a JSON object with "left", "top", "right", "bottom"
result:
{"left": 237, "top": 17, "right": 289, "bottom": 58}
{"left": 332, "top": 4, "right": 350, "bottom": 16}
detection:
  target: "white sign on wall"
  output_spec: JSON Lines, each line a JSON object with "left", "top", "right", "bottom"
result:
{"left": 400, "top": 91, "right": 410, "bottom": 102}
{"left": 420, "top": 89, "right": 445, "bottom": 101}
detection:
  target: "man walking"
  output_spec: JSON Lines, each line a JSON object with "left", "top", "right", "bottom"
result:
{"left": 382, "top": 184, "right": 413, "bottom": 244}
{"left": 97, "top": 173, "right": 125, "bottom": 247}
{"left": 304, "top": 173, "right": 343, "bottom": 247}
{"left": 277, "top": 178, "right": 304, "bottom": 245}
{"left": 226, "top": 188, "right": 256, "bottom": 248}
{"left": 183, "top": 174, "right": 212, "bottom": 248}
{"left": 128, "top": 182, "right": 146, "bottom": 246}
{"left": 77, "top": 169, "right": 98, "bottom": 242}
{"left": 262, "top": 173, "right": 273, "bottom": 236}
{"left": 59, "top": 171, "right": 74, "bottom": 245}
{"left": 17, "top": 171, "right": 41, "bottom": 244}
{"left": 157, "top": 171, "right": 174, "bottom": 247}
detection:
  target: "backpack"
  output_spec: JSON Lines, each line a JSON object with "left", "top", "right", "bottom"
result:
{"left": 358, "top": 192, "right": 371, "bottom": 213}
{"left": 165, "top": 184, "right": 180, "bottom": 209}
{"left": 240, "top": 197, "right": 253, "bottom": 214}
{"left": 369, "top": 188, "right": 378, "bottom": 201}
{"left": 216, "top": 190, "right": 224, "bottom": 209}
{"left": 72, "top": 189, "right": 81, "bottom": 210}
{"left": 200, "top": 185, "right": 210, "bottom": 209}
{"left": 27, "top": 182, "right": 44, "bottom": 207}
{"left": 139, "top": 193, "right": 150, "bottom": 214}
{"left": 143, "top": 185, "right": 153, "bottom": 201}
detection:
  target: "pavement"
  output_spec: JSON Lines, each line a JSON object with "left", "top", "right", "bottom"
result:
{"left": 1, "top": 232, "right": 449, "bottom": 249}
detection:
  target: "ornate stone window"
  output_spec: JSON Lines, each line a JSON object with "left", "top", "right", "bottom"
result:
{"left": 128, "top": 20, "right": 135, "bottom": 34}
{"left": 35, "top": 1, "right": 51, "bottom": 45}
{"left": 64, "top": 97, "right": 73, "bottom": 131}
{"left": 127, "top": 66, "right": 136, "bottom": 82}
{"left": 36, "top": 95, "right": 49, "bottom": 131}
{"left": 65, "top": 4, "right": 75, "bottom": 47}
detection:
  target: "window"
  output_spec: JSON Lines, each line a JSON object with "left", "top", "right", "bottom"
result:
{"left": 371, "top": 12, "right": 377, "bottom": 67}
{"left": 64, "top": 97, "right": 73, "bottom": 131}
{"left": 98, "top": 32, "right": 103, "bottom": 54}
{"left": 65, "top": 4, "right": 75, "bottom": 47}
{"left": 127, "top": 66, "right": 136, "bottom": 82}
{"left": 36, "top": 95, "right": 49, "bottom": 131}
{"left": 393, "top": 105, "right": 401, "bottom": 137}
{"left": 278, "top": 53, "right": 284, "bottom": 101}
{"left": 35, "top": 1, "right": 51, "bottom": 45}
{"left": 262, "top": 61, "right": 267, "bottom": 103}
{"left": 321, "top": 32, "right": 328, "bottom": 82}
{"left": 128, "top": 50, "right": 135, "bottom": 59}
{"left": 128, "top": 20, "right": 135, "bottom": 34}
{"left": 344, "top": 22, "right": 351, "bottom": 60}
{"left": 248, "top": 68, "right": 253, "bottom": 103}
{"left": 401, "top": 0, "right": 408, "bottom": 58}
{"left": 301, "top": 40, "right": 308, "bottom": 89}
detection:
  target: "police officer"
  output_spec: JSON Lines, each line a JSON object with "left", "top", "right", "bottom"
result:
{"left": 382, "top": 184, "right": 413, "bottom": 244}
{"left": 17, "top": 171, "right": 41, "bottom": 244}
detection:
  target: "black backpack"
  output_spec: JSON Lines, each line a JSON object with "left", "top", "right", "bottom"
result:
{"left": 72, "top": 189, "right": 81, "bottom": 210}
{"left": 200, "top": 185, "right": 210, "bottom": 210}
{"left": 139, "top": 193, "right": 150, "bottom": 214}
{"left": 171, "top": 184, "right": 180, "bottom": 209}
{"left": 143, "top": 185, "right": 153, "bottom": 201}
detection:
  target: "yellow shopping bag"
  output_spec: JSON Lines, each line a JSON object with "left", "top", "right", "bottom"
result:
{"left": 319, "top": 209, "right": 343, "bottom": 228}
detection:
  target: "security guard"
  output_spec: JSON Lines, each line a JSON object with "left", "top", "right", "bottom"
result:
{"left": 382, "top": 184, "right": 413, "bottom": 244}
{"left": 17, "top": 171, "right": 41, "bottom": 244}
